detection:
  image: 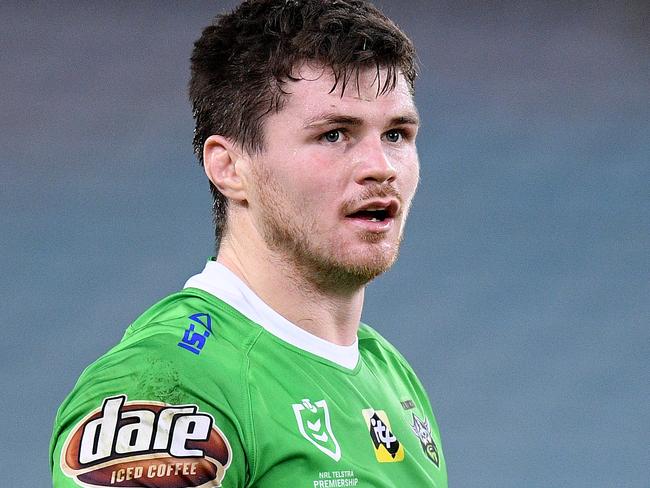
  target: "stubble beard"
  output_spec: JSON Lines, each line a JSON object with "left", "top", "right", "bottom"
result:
{"left": 252, "top": 164, "right": 402, "bottom": 293}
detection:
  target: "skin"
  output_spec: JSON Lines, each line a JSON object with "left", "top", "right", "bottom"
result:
{"left": 203, "top": 64, "right": 420, "bottom": 346}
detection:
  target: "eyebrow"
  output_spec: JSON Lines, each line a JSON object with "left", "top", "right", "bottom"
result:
{"left": 302, "top": 111, "right": 420, "bottom": 130}
{"left": 390, "top": 113, "right": 420, "bottom": 126}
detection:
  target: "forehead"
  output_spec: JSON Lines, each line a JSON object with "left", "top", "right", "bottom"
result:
{"left": 278, "top": 64, "right": 417, "bottom": 121}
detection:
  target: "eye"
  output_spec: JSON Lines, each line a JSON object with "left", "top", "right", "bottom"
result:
{"left": 321, "top": 129, "right": 343, "bottom": 143}
{"left": 385, "top": 130, "right": 402, "bottom": 143}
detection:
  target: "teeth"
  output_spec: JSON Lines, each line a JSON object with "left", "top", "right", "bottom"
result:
{"left": 370, "top": 217, "right": 380, "bottom": 222}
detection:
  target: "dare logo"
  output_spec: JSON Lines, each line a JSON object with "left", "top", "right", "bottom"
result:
{"left": 61, "top": 395, "right": 231, "bottom": 487}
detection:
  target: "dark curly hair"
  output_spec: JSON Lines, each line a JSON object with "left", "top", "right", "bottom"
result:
{"left": 189, "top": 0, "right": 417, "bottom": 246}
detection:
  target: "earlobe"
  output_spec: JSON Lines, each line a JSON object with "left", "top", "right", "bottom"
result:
{"left": 203, "top": 135, "right": 248, "bottom": 201}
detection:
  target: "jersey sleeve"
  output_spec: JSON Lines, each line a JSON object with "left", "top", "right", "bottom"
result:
{"left": 50, "top": 317, "right": 249, "bottom": 488}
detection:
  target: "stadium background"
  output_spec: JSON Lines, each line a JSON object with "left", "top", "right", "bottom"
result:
{"left": 1, "top": 1, "right": 648, "bottom": 486}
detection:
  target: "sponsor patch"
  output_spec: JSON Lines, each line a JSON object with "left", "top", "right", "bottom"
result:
{"left": 292, "top": 399, "right": 341, "bottom": 461}
{"left": 61, "top": 394, "right": 231, "bottom": 487}
{"left": 410, "top": 413, "right": 440, "bottom": 467}
{"left": 361, "top": 409, "right": 404, "bottom": 463}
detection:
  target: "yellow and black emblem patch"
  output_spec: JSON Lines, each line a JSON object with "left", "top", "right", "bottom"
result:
{"left": 361, "top": 409, "right": 404, "bottom": 463}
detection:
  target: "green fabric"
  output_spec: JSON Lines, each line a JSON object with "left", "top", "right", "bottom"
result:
{"left": 51, "top": 288, "right": 447, "bottom": 487}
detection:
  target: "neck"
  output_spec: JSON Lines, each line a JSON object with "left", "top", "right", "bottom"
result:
{"left": 217, "top": 229, "right": 365, "bottom": 346}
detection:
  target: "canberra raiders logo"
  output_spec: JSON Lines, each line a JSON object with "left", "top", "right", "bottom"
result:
{"left": 411, "top": 413, "right": 440, "bottom": 467}
{"left": 292, "top": 399, "right": 341, "bottom": 461}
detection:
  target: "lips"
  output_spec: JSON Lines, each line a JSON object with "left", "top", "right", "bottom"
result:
{"left": 345, "top": 199, "right": 400, "bottom": 223}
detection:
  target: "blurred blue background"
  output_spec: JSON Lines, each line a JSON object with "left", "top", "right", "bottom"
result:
{"left": 1, "top": 1, "right": 648, "bottom": 486}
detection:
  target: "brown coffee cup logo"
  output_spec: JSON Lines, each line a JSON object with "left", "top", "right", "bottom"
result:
{"left": 61, "top": 395, "right": 231, "bottom": 487}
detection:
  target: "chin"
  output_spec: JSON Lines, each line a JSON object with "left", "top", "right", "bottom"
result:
{"left": 262, "top": 215, "right": 401, "bottom": 289}
{"left": 317, "top": 244, "right": 400, "bottom": 288}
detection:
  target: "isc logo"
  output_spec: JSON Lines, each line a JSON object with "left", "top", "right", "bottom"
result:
{"left": 61, "top": 395, "right": 232, "bottom": 488}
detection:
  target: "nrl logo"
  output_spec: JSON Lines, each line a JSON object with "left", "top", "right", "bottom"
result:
{"left": 411, "top": 413, "right": 440, "bottom": 467}
{"left": 292, "top": 399, "right": 341, "bottom": 461}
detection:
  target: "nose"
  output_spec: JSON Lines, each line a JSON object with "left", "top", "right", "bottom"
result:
{"left": 353, "top": 136, "right": 397, "bottom": 185}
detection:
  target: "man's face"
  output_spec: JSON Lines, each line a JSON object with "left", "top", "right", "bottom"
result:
{"left": 246, "top": 64, "right": 420, "bottom": 290}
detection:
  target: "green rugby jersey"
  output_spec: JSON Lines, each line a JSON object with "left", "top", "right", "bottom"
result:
{"left": 51, "top": 261, "right": 447, "bottom": 487}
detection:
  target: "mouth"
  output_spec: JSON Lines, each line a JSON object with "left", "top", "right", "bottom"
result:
{"left": 348, "top": 208, "right": 389, "bottom": 222}
{"left": 344, "top": 199, "right": 400, "bottom": 230}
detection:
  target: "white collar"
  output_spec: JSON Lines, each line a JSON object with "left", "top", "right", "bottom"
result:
{"left": 183, "top": 260, "right": 359, "bottom": 370}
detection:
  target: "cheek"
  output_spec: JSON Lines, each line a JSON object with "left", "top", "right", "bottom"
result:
{"left": 275, "top": 153, "right": 346, "bottom": 203}
{"left": 267, "top": 167, "right": 329, "bottom": 215}
{"left": 399, "top": 154, "right": 420, "bottom": 197}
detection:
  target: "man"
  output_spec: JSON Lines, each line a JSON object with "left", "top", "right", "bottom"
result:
{"left": 50, "top": 1, "right": 447, "bottom": 486}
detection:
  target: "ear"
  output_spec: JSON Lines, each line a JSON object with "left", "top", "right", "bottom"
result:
{"left": 203, "top": 135, "right": 249, "bottom": 202}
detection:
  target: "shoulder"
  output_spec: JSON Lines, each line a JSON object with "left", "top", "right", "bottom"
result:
{"left": 357, "top": 322, "right": 433, "bottom": 402}
{"left": 55, "top": 288, "right": 262, "bottom": 421}
{"left": 51, "top": 288, "right": 256, "bottom": 487}
{"left": 358, "top": 322, "right": 415, "bottom": 372}
{"left": 75, "top": 288, "right": 259, "bottom": 400}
